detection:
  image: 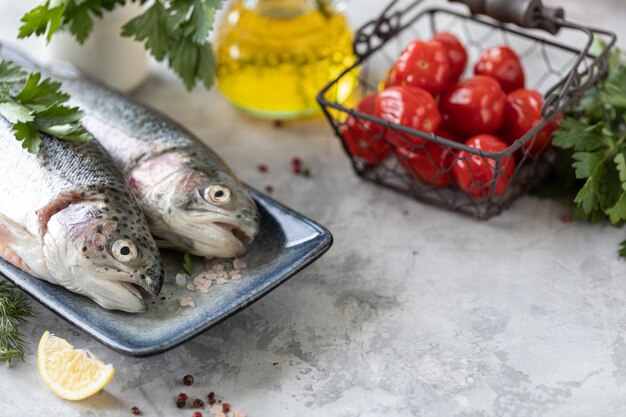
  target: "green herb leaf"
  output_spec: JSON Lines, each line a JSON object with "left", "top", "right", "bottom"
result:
{"left": 0, "top": 60, "right": 94, "bottom": 153}
{"left": 0, "top": 61, "right": 27, "bottom": 84}
{"left": 183, "top": 252, "right": 194, "bottom": 276}
{"left": 542, "top": 46, "right": 626, "bottom": 258}
{"left": 0, "top": 101, "right": 34, "bottom": 124}
{"left": 21, "top": 0, "right": 226, "bottom": 90}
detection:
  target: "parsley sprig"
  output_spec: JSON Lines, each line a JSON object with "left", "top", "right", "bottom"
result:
{"left": 182, "top": 252, "right": 193, "bottom": 276}
{"left": 18, "top": 0, "right": 225, "bottom": 91}
{"left": 0, "top": 60, "right": 93, "bottom": 153}
{"left": 0, "top": 280, "right": 34, "bottom": 365}
{"left": 540, "top": 47, "right": 626, "bottom": 256}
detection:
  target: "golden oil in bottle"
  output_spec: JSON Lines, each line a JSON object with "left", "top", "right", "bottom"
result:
{"left": 214, "top": 0, "right": 358, "bottom": 119}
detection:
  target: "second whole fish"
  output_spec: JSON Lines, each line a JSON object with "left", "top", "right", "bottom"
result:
{"left": 0, "top": 45, "right": 261, "bottom": 258}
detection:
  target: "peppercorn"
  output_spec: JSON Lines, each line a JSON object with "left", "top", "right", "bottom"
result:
{"left": 192, "top": 412, "right": 203, "bottom": 417}
{"left": 176, "top": 393, "right": 188, "bottom": 409}
{"left": 222, "top": 403, "right": 231, "bottom": 413}
{"left": 257, "top": 164, "right": 268, "bottom": 173}
{"left": 183, "top": 374, "right": 194, "bottom": 386}
{"left": 130, "top": 406, "right": 141, "bottom": 415}
{"left": 291, "top": 157, "right": 301, "bottom": 174}
{"left": 192, "top": 398, "right": 205, "bottom": 408}
{"left": 208, "top": 397, "right": 216, "bottom": 405}
{"left": 264, "top": 185, "right": 274, "bottom": 194}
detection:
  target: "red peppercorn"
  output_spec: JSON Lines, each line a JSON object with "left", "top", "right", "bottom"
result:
{"left": 222, "top": 403, "right": 231, "bottom": 413}
{"left": 208, "top": 397, "right": 216, "bottom": 405}
{"left": 183, "top": 375, "right": 194, "bottom": 386}
{"left": 561, "top": 213, "right": 571, "bottom": 223}
{"left": 130, "top": 406, "right": 141, "bottom": 415}
{"left": 257, "top": 164, "right": 268, "bottom": 173}
{"left": 208, "top": 392, "right": 215, "bottom": 399}
{"left": 192, "top": 412, "right": 203, "bottom": 417}
{"left": 176, "top": 393, "right": 188, "bottom": 408}
{"left": 192, "top": 398, "right": 205, "bottom": 408}
{"left": 291, "top": 157, "right": 302, "bottom": 174}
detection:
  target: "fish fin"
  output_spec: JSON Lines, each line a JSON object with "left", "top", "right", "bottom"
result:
{"left": 154, "top": 238, "right": 177, "bottom": 249}
{"left": 0, "top": 213, "right": 38, "bottom": 276}
{"left": 0, "top": 213, "right": 35, "bottom": 245}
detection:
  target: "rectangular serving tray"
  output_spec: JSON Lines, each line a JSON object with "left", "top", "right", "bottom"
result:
{"left": 0, "top": 189, "right": 332, "bottom": 356}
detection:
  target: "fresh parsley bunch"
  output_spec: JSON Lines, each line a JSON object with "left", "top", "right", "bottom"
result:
{"left": 548, "top": 48, "right": 626, "bottom": 256}
{"left": 0, "top": 60, "right": 93, "bottom": 153}
{"left": 18, "top": 0, "right": 226, "bottom": 91}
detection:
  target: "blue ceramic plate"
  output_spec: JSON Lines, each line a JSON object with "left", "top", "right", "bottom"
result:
{"left": 0, "top": 189, "right": 332, "bottom": 356}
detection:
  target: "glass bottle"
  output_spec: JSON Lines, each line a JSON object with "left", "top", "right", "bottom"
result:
{"left": 214, "top": 0, "right": 357, "bottom": 119}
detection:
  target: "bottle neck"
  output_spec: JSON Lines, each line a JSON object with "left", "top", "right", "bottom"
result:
{"left": 242, "top": 0, "right": 337, "bottom": 18}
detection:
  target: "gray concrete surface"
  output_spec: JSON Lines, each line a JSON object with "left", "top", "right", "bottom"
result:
{"left": 1, "top": 1, "right": 626, "bottom": 416}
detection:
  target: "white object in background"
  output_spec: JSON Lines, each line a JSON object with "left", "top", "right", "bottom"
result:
{"left": 47, "top": 4, "right": 147, "bottom": 92}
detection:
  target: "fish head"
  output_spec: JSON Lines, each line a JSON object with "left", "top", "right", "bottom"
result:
{"left": 130, "top": 152, "right": 260, "bottom": 257}
{"left": 42, "top": 191, "right": 164, "bottom": 312}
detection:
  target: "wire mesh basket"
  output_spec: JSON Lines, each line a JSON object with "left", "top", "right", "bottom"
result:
{"left": 317, "top": 0, "right": 616, "bottom": 219}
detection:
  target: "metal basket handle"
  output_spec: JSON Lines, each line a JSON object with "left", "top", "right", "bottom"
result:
{"left": 449, "top": 0, "right": 564, "bottom": 34}
{"left": 353, "top": 0, "right": 425, "bottom": 59}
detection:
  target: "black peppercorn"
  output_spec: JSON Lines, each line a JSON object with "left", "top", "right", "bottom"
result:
{"left": 183, "top": 374, "right": 194, "bottom": 386}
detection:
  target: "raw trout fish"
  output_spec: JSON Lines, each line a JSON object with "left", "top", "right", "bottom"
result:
{"left": 0, "top": 45, "right": 261, "bottom": 258}
{"left": 0, "top": 118, "right": 164, "bottom": 313}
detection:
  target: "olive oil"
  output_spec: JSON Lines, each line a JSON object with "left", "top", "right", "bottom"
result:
{"left": 214, "top": 0, "right": 358, "bottom": 119}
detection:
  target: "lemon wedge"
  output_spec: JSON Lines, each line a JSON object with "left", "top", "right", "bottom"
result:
{"left": 37, "top": 331, "right": 114, "bottom": 401}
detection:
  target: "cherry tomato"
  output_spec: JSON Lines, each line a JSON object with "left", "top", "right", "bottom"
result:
{"left": 474, "top": 46, "right": 525, "bottom": 93}
{"left": 396, "top": 140, "right": 454, "bottom": 188}
{"left": 435, "top": 127, "right": 462, "bottom": 143}
{"left": 375, "top": 86, "right": 441, "bottom": 147}
{"left": 340, "top": 94, "right": 390, "bottom": 165}
{"left": 431, "top": 32, "right": 467, "bottom": 83}
{"left": 500, "top": 88, "right": 554, "bottom": 156}
{"left": 385, "top": 40, "right": 451, "bottom": 95}
{"left": 452, "top": 134, "right": 516, "bottom": 197}
{"left": 439, "top": 76, "right": 506, "bottom": 137}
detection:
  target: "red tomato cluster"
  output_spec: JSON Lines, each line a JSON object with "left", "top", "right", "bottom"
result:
{"left": 340, "top": 33, "right": 560, "bottom": 198}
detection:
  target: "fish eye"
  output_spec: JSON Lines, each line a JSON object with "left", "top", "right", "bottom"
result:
{"left": 111, "top": 239, "right": 138, "bottom": 263}
{"left": 203, "top": 185, "right": 231, "bottom": 205}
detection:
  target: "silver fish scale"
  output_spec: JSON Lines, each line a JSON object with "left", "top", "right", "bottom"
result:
{"left": 57, "top": 74, "right": 235, "bottom": 175}
{"left": 36, "top": 128, "right": 131, "bottom": 193}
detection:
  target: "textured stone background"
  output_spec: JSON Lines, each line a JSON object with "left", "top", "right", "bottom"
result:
{"left": 1, "top": 1, "right": 626, "bottom": 416}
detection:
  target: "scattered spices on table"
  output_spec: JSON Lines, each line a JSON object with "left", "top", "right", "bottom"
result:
{"left": 291, "top": 157, "right": 302, "bottom": 174}
{"left": 192, "top": 398, "right": 205, "bottom": 408}
{"left": 257, "top": 164, "right": 268, "bottom": 173}
{"left": 130, "top": 406, "right": 141, "bottom": 415}
{"left": 180, "top": 296, "right": 195, "bottom": 308}
{"left": 175, "top": 273, "right": 188, "bottom": 286}
{"left": 232, "top": 259, "right": 247, "bottom": 270}
{"left": 183, "top": 375, "right": 195, "bottom": 386}
{"left": 176, "top": 393, "right": 188, "bottom": 408}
